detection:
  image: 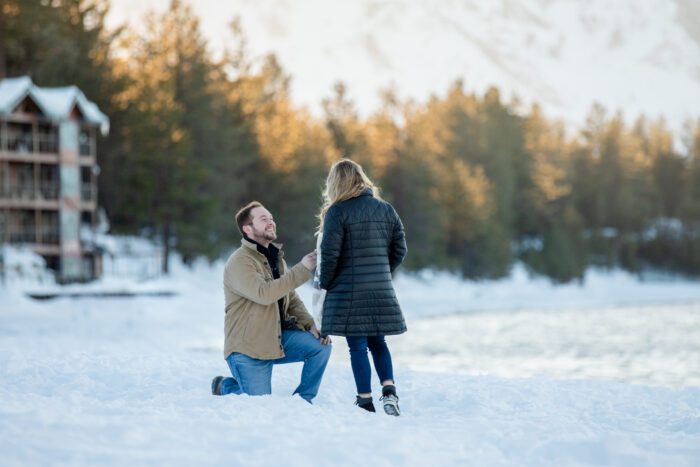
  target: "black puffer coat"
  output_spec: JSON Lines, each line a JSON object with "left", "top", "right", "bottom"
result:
{"left": 319, "top": 188, "right": 407, "bottom": 336}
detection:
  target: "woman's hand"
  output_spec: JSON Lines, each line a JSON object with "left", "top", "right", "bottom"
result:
{"left": 301, "top": 251, "right": 317, "bottom": 271}
{"left": 309, "top": 324, "right": 332, "bottom": 345}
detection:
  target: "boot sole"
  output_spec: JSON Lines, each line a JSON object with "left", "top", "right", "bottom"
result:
{"left": 383, "top": 402, "right": 400, "bottom": 416}
{"left": 211, "top": 376, "right": 224, "bottom": 395}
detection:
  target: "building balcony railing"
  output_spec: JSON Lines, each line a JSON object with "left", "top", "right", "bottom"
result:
{"left": 1, "top": 131, "right": 60, "bottom": 154}
{"left": 0, "top": 126, "right": 96, "bottom": 157}
{"left": 0, "top": 183, "right": 60, "bottom": 201}
{"left": 5, "top": 135, "right": 33, "bottom": 153}
{"left": 8, "top": 227, "right": 36, "bottom": 244}
{"left": 38, "top": 135, "right": 59, "bottom": 154}
{"left": 41, "top": 183, "right": 60, "bottom": 200}
{"left": 0, "top": 183, "right": 96, "bottom": 203}
{"left": 0, "top": 137, "right": 59, "bottom": 154}
{"left": 39, "top": 227, "right": 60, "bottom": 245}
{"left": 6, "top": 227, "right": 60, "bottom": 245}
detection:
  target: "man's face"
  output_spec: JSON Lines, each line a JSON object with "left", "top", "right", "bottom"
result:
{"left": 244, "top": 206, "right": 277, "bottom": 243}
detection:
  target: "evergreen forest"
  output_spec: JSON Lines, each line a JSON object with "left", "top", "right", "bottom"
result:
{"left": 3, "top": 0, "right": 700, "bottom": 282}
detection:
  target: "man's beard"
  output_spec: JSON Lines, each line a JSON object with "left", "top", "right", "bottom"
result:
{"left": 251, "top": 226, "right": 276, "bottom": 242}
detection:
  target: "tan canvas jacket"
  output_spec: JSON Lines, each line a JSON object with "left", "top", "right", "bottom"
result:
{"left": 223, "top": 238, "right": 314, "bottom": 360}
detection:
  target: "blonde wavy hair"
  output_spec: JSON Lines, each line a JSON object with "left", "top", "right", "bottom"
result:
{"left": 317, "top": 158, "right": 380, "bottom": 233}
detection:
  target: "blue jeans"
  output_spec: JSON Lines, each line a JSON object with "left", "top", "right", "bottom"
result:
{"left": 220, "top": 330, "right": 332, "bottom": 402}
{"left": 346, "top": 335, "right": 394, "bottom": 395}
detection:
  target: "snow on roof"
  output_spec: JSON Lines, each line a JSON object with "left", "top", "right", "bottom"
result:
{"left": 0, "top": 76, "right": 32, "bottom": 111}
{"left": 0, "top": 76, "right": 109, "bottom": 135}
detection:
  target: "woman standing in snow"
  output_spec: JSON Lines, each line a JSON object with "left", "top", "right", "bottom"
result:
{"left": 317, "top": 158, "right": 407, "bottom": 415}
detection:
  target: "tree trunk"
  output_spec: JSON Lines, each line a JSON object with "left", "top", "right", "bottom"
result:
{"left": 0, "top": 1, "right": 6, "bottom": 79}
{"left": 162, "top": 222, "right": 170, "bottom": 274}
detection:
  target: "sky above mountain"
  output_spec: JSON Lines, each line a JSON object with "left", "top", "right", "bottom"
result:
{"left": 107, "top": 0, "right": 700, "bottom": 133}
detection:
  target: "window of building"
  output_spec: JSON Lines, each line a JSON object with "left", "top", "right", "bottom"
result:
{"left": 9, "top": 210, "right": 36, "bottom": 243}
{"left": 11, "top": 163, "right": 34, "bottom": 200}
{"left": 80, "top": 167, "right": 93, "bottom": 201}
{"left": 40, "top": 211, "right": 59, "bottom": 245}
{"left": 7, "top": 122, "right": 33, "bottom": 153}
{"left": 38, "top": 124, "right": 58, "bottom": 153}
{"left": 79, "top": 128, "right": 93, "bottom": 156}
{"left": 40, "top": 165, "right": 59, "bottom": 200}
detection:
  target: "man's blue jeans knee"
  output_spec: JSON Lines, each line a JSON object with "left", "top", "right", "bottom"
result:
{"left": 220, "top": 330, "right": 332, "bottom": 402}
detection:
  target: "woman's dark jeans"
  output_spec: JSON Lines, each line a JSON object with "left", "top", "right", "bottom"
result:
{"left": 346, "top": 335, "right": 394, "bottom": 394}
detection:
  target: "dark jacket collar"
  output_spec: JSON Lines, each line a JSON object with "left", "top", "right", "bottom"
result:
{"left": 241, "top": 237, "right": 283, "bottom": 258}
{"left": 338, "top": 187, "right": 373, "bottom": 205}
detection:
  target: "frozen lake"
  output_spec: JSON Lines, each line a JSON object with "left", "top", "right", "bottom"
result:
{"left": 383, "top": 303, "right": 700, "bottom": 388}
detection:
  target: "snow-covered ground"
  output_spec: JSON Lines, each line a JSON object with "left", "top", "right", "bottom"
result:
{"left": 1, "top": 248, "right": 700, "bottom": 466}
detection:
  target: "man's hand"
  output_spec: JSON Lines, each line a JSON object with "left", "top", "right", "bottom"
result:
{"left": 301, "top": 251, "right": 317, "bottom": 271}
{"left": 309, "top": 323, "right": 331, "bottom": 345}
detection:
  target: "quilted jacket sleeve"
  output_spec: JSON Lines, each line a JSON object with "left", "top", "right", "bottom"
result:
{"left": 319, "top": 206, "right": 344, "bottom": 290}
{"left": 389, "top": 208, "right": 407, "bottom": 273}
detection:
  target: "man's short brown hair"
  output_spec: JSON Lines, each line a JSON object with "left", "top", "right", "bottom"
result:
{"left": 235, "top": 201, "right": 264, "bottom": 236}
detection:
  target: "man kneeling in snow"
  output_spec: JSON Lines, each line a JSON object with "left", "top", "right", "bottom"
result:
{"left": 211, "top": 201, "right": 332, "bottom": 403}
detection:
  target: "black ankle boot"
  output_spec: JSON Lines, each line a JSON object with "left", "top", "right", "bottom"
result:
{"left": 355, "top": 395, "right": 376, "bottom": 412}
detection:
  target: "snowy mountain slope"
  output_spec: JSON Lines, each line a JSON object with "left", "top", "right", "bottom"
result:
{"left": 107, "top": 0, "right": 700, "bottom": 132}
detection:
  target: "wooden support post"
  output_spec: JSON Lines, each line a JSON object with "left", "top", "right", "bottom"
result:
{"left": 1, "top": 121, "right": 6, "bottom": 152}
{"left": 36, "top": 208, "right": 41, "bottom": 245}
{"left": 32, "top": 120, "right": 38, "bottom": 154}
{"left": 34, "top": 161, "right": 39, "bottom": 200}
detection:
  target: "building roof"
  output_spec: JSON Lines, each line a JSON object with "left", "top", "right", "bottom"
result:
{"left": 0, "top": 76, "right": 109, "bottom": 135}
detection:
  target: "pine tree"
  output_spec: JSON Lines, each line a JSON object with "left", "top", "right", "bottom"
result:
{"left": 323, "top": 82, "right": 372, "bottom": 171}
{"left": 115, "top": 0, "right": 220, "bottom": 272}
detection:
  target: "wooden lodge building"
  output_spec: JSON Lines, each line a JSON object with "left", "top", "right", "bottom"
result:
{"left": 0, "top": 77, "right": 109, "bottom": 282}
